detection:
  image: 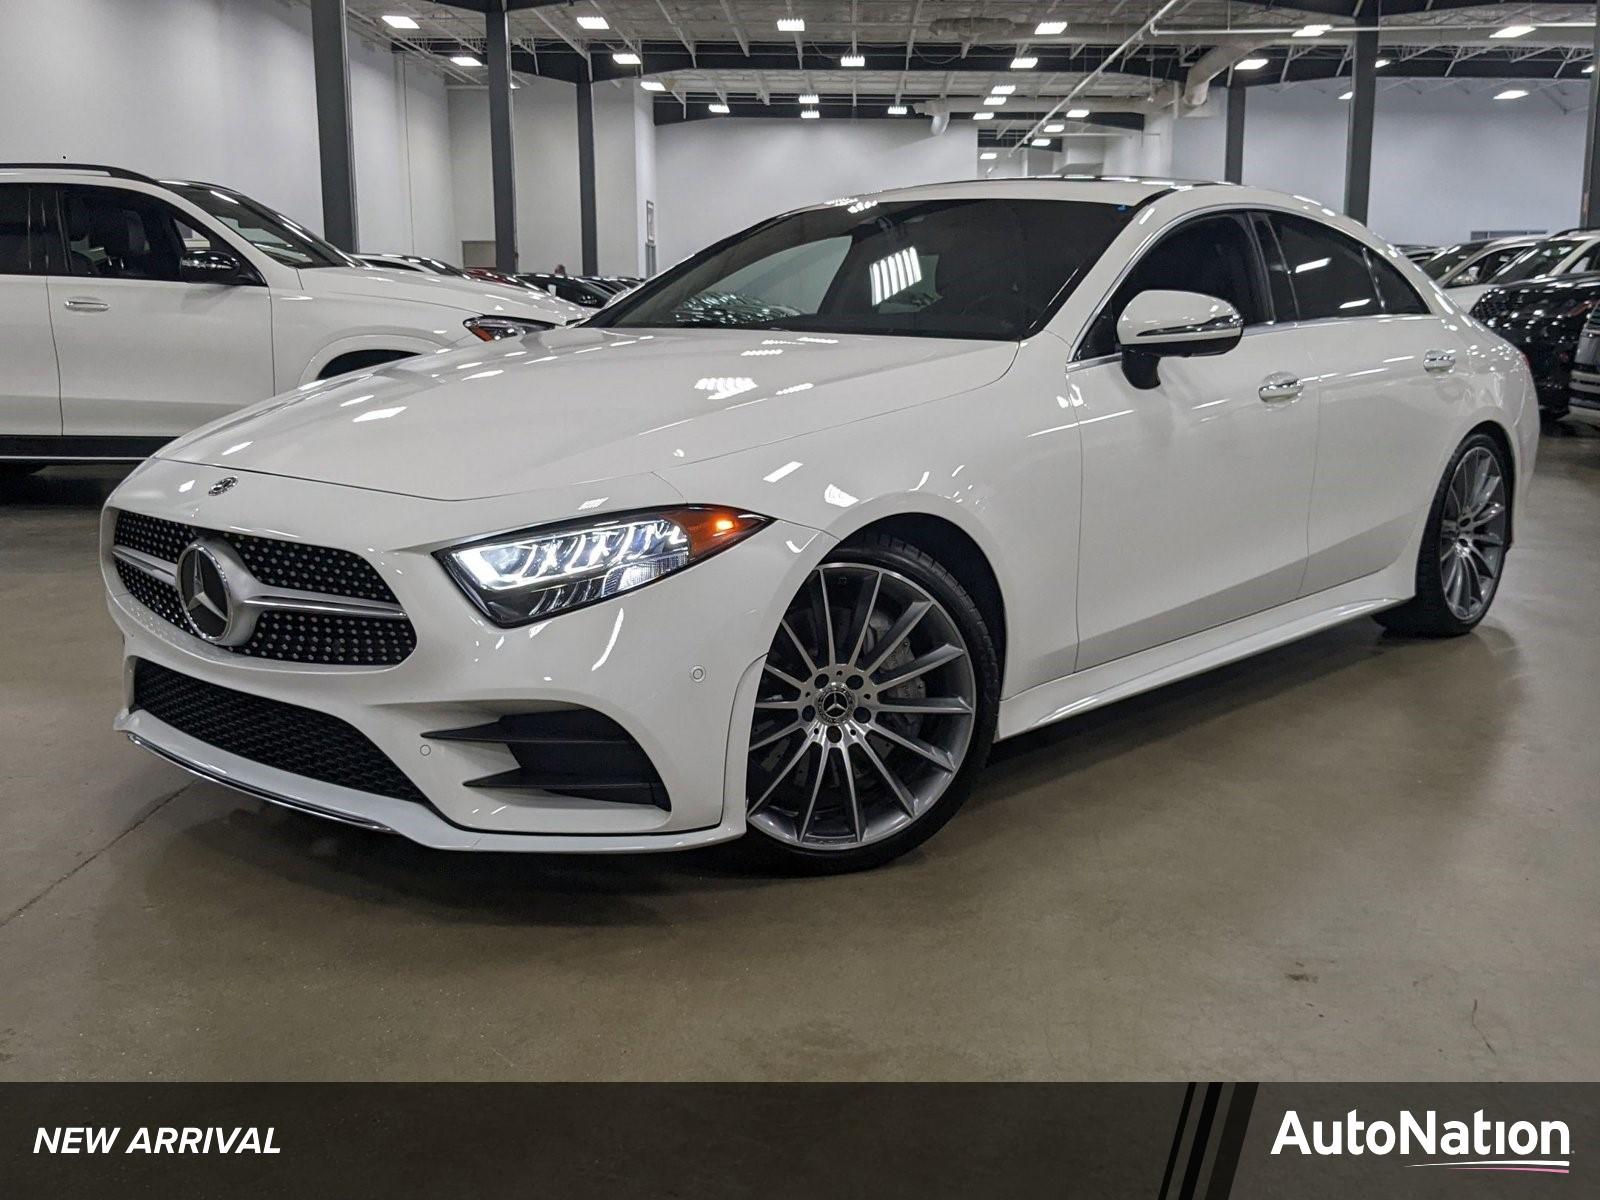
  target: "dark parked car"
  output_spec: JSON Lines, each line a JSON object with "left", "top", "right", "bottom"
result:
{"left": 1472, "top": 272, "right": 1600, "bottom": 420}
{"left": 517, "top": 272, "right": 615, "bottom": 308}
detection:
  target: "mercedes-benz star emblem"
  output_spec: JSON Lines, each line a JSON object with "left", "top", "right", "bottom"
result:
{"left": 208, "top": 476, "right": 237, "bottom": 496}
{"left": 176, "top": 541, "right": 236, "bottom": 642}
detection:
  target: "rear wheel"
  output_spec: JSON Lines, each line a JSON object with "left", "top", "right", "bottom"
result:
{"left": 1375, "top": 432, "right": 1511, "bottom": 637}
{"left": 743, "top": 535, "right": 999, "bottom": 872}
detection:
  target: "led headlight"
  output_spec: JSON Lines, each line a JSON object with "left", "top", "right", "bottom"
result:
{"left": 440, "top": 507, "right": 769, "bottom": 625}
{"left": 463, "top": 315, "right": 553, "bottom": 341}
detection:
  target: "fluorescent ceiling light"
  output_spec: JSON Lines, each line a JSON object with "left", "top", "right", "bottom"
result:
{"left": 798, "top": 92, "right": 819, "bottom": 104}
{"left": 991, "top": 84, "right": 1016, "bottom": 95}
{"left": 841, "top": 53, "right": 865, "bottom": 67}
{"left": 612, "top": 51, "right": 641, "bottom": 65}
{"left": 972, "top": 111, "right": 994, "bottom": 120}
{"left": 1065, "top": 107, "right": 1089, "bottom": 119}
{"left": 381, "top": 15, "right": 419, "bottom": 30}
{"left": 1032, "top": 137, "right": 1051, "bottom": 147}
{"left": 801, "top": 108, "right": 820, "bottom": 119}
{"left": 1044, "top": 123, "right": 1065, "bottom": 134}
{"left": 1011, "top": 56, "right": 1038, "bottom": 69}
{"left": 1236, "top": 57, "right": 1268, "bottom": 71}
{"left": 640, "top": 80, "right": 665, "bottom": 91}
{"left": 1588, "top": 65, "right": 1597, "bottom": 74}
{"left": 1339, "top": 90, "right": 1353, "bottom": 100}
{"left": 575, "top": 15, "right": 609, "bottom": 30}
{"left": 450, "top": 54, "right": 482, "bottom": 66}
{"left": 776, "top": 17, "right": 805, "bottom": 32}
{"left": 1035, "top": 21, "right": 1067, "bottom": 36}
{"left": 1494, "top": 88, "right": 1529, "bottom": 100}
{"left": 980, "top": 151, "right": 998, "bottom": 160}
{"left": 886, "top": 104, "right": 908, "bottom": 115}
{"left": 984, "top": 96, "right": 1007, "bottom": 106}
{"left": 1293, "top": 24, "right": 1330, "bottom": 37}
{"left": 1491, "top": 25, "right": 1536, "bottom": 39}
{"left": 1374, "top": 58, "right": 1391, "bottom": 68}
{"left": 708, "top": 102, "right": 730, "bottom": 114}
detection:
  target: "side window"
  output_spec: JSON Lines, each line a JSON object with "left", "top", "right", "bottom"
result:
{"left": 1079, "top": 214, "right": 1266, "bottom": 358}
{"left": 1270, "top": 212, "right": 1380, "bottom": 320}
{"left": 1565, "top": 243, "right": 1600, "bottom": 275}
{"left": 0, "top": 185, "right": 33, "bottom": 275}
{"left": 59, "top": 187, "right": 221, "bottom": 282}
{"left": 1366, "top": 250, "right": 1430, "bottom": 315}
{"left": 1251, "top": 212, "right": 1299, "bottom": 321}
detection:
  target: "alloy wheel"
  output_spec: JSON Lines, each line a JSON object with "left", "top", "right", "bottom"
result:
{"left": 1438, "top": 445, "right": 1508, "bottom": 622}
{"left": 746, "top": 563, "right": 978, "bottom": 850}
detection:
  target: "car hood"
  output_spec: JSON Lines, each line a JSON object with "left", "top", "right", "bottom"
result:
{"left": 303, "top": 266, "right": 586, "bottom": 325}
{"left": 157, "top": 326, "right": 1019, "bottom": 500}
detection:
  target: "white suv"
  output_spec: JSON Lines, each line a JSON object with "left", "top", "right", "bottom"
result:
{"left": 0, "top": 164, "right": 583, "bottom": 471}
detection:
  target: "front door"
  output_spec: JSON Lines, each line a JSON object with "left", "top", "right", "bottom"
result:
{"left": 47, "top": 184, "right": 274, "bottom": 439}
{"left": 1070, "top": 212, "right": 1320, "bottom": 670}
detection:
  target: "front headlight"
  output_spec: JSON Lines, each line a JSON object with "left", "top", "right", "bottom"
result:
{"left": 439, "top": 507, "right": 770, "bottom": 625}
{"left": 463, "top": 315, "right": 553, "bottom": 341}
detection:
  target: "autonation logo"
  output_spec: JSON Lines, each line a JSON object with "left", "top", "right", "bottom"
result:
{"left": 1272, "top": 1109, "right": 1572, "bottom": 1175}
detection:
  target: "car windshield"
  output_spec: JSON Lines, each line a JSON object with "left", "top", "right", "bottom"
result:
{"left": 168, "top": 183, "right": 358, "bottom": 269}
{"left": 1490, "top": 238, "right": 1583, "bottom": 285}
{"left": 588, "top": 197, "right": 1135, "bottom": 340}
{"left": 1420, "top": 243, "right": 1483, "bottom": 280}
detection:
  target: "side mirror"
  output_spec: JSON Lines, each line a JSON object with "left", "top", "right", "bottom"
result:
{"left": 1116, "top": 289, "right": 1243, "bottom": 389}
{"left": 180, "top": 249, "right": 250, "bottom": 285}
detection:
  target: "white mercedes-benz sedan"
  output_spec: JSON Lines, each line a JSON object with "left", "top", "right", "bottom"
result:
{"left": 101, "top": 178, "right": 1538, "bottom": 871}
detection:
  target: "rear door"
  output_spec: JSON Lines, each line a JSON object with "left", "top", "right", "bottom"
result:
{"left": 46, "top": 184, "right": 274, "bottom": 439}
{"left": 1262, "top": 211, "right": 1467, "bottom": 594}
{"left": 0, "top": 183, "right": 62, "bottom": 443}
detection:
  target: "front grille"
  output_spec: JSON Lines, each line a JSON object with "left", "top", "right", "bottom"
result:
{"left": 1472, "top": 292, "right": 1513, "bottom": 321}
{"left": 111, "top": 510, "right": 415, "bottom": 666}
{"left": 132, "top": 659, "right": 426, "bottom": 804}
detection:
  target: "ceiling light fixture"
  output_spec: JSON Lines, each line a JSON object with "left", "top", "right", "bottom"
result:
{"left": 841, "top": 53, "right": 865, "bottom": 67}
{"left": 575, "top": 15, "right": 609, "bottom": 30}
{"left": 612, "top": 51, "right": 641, "bottom": 65}
{"left": 1491, "top": 25, "right": 1536, "bottom": 39}
{"left": 1065, "top": 107, "right": 1089, "bottom": 118}
{"left": 1587, "top": 65, "right": 1597, "bottom": 74}
{"left": 984, "top": 96, "right": 1007, "bottom": 106}
{"left": 798, "top": 92, "right": 819, "bottom": 104}
{"left": 887, "top": 104, "right": 908, "bottom": 115}
{"left": 1032, "top": 137, "right": 1051, "bottom": 147}
{"left": 1339, "top": 90, "right": 1353, "bottom": 100}
{"left": 381, "top": 15, "right": 419, "bottom": 30}
{"left": 1235, "top": 57, "right": 1268, "bottom": 71}
{"left": 801, "top": 108, "right": 820, "bottom": 119}
{"left": 1011, "top": 56, "right": 1038, "bottom": 69}
{"left": 1374, "top": 57, "right": 1391, "bottom": 68}
{"left": 980, "top": 151, "right": 998, "bottom": 160}
{"left": 708, "top": 102, "right": 730, "bottom": 113}
{"left": 777, "top": 17, "right": 805, "bottom": 32}
{"left": 972, "top": 111, "right": 994, "bottom": 120}
{"left": 991, "top": 84, "right": 1016, "bottom": 95}
{"left": 450, "top": 54, "right": 482, "bottom": 67}
{"left": 1035, "top": 21, "right": 1067, "bottom": 36}
{"left": 1044, "top": 123, "right": 1065, "bottom": 133}
{"left": 1293, "top": 23, "right": 1331, "bottom": 38}
{"left": 640, "top": 80, "right": 665, "bottom": 91}
{"left": 1494, "top": 88, "right": 1529, "bottom": 100}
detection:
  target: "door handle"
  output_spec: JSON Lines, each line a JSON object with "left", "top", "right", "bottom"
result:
{"left": 1423, "top": 349, "right": 1457, "bottom": 373}
{"left": 63, "top": 297, "right": 109, "bottom": 313}
{"left": 1258, "top": 372, "right": 1304, "bottom": 403}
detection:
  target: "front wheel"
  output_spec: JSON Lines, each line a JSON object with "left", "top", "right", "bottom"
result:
{"left": 1375, "top": 432, "right": 1511, "bottom": 637}
{"left": 743, "top": 535, "right": 1000, "bottom": 873}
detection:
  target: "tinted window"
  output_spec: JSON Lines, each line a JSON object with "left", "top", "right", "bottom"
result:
{"left": 1420, "top": 242, "right": 1483, "bottom": 280}
{"left": 1271, "top": 213, "right": 1380, "bottom": 320}
{"left": 167, "top": 183, "right": 355, "bottom": 269}
{"left": 1566, "top": 243, "right": 1600, "bottom": 275}
{"left": 0, "top": 184, "right": 33, "bottom": 275}
{"left": 61, "top": 187, "right": 193, "bottom": 281}
{"left": 1252, "top": 212, "right": 1299, "bottom": 321}
{"left": 1492, "top": 238, "right": 1583, "bottom": 285}
{"left": 1452, "top": 245, "right": 1523, "bottom": 285}
{"left": 1079, "top": 213, "right": 1266, "bottom": 358}
{"left": 1367, "top": 251, "right": 1430, "bottom": 315}
{"left": 592, "top": 198, "right": 1134, "bottom": 341}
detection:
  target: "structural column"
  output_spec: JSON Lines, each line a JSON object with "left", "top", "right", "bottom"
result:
{"left": 485, "top": 0, "right": 518, "bottom": 273}
{"left": 1343, "top": 28, "right": 1379, "bottom": 222}
{"left": 575, "top": 71, "right": 599, "bottom": 275}
{"left": 1583, "top": 0, "right": 1600, "bottom": 227}
{"left": 1224, "top": 84, "right": 1246, "bottom": 184}
{"left": 311, "top": 0, "right": 358, "bottom": 250}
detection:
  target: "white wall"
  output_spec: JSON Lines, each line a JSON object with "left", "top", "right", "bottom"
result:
{"left": 653, "top": 118, "right": 978, "bottom": 268}
{"left": 0, "top": 0, "right": 457, "bottom": 259}
{"left": 1168, "top": 81, "right": 1586, "bottom": 244}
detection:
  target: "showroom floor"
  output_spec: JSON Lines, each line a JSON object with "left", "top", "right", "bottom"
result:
{"left": 1, "top": 424, "right": 1596, "bottom": 1082}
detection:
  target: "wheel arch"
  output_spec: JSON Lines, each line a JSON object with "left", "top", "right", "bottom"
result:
{"left": 1465, "top": 418, "right": 1517, "bottom": 546}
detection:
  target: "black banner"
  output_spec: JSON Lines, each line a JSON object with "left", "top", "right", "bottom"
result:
{"left": 2, "top": 1083, "right": 1593, "bottom": 1197}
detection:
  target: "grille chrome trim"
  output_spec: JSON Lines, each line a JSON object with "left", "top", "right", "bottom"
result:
{"left": 112, "top": 545, "right": 178, "bottom": 587}
{"left": 124, "top": 731, "right": 397, "bottom": 834}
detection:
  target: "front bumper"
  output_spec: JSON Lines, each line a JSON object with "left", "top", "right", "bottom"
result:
{"left": 103, "top": 459, "right": 830, "bottom": 852}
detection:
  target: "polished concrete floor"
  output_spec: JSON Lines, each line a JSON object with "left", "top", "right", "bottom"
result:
{"left": 2, "top": 424, "right": 1597, "bottom": 1082}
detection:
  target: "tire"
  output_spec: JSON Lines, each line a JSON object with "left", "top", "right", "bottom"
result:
{"left": 740, "top": 533, "right": 1001, "bottom": 873}
{"left": 1374, "top": 431, "right": 1511, "bottom": 637}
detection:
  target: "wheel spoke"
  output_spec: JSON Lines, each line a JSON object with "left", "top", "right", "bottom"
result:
{"left": 870, "top": 725, "right": 956, "bottom": 773}
{"left": 875, "top": 642, "right": 965, "bottom": 692}
{"left": 750, "top": 720, "right": 805, "bottom": 751}
{"left": 796, "top": 745, "right": 828, "bottom": 843}
{"left": 749, "top": 736, "right": 811, "bottom": 816}
{"left": 779, "top": 618, "right": 817, "bottom": 676}
{"left": 875, "top": 696, "right": 973, "bottom": 716}
{"left": 762, "top": 661, "right": 807, "bottom": 692}
{"left": 816, "top": 570, "right": 838, "bottom": 666}
{"left": 844, "top": 570, "right": 882, "bottom": 667}
{"left": 857, "top": 736, "right": 917, "bottom": 819}
{"left": 838, "top": 743, "right": 864, "bottom": 843}
{"left": 1459, "top": 551, "right": 1482, "bottom": 611}
{"left": 860, "top": 598, "right": 932, "bottom": 674}
{"left": 1442, "top": 552, "right": 1465, "bottom": 611}
{"left": 754, "top": 698, "right": 805, "bottom": 711}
